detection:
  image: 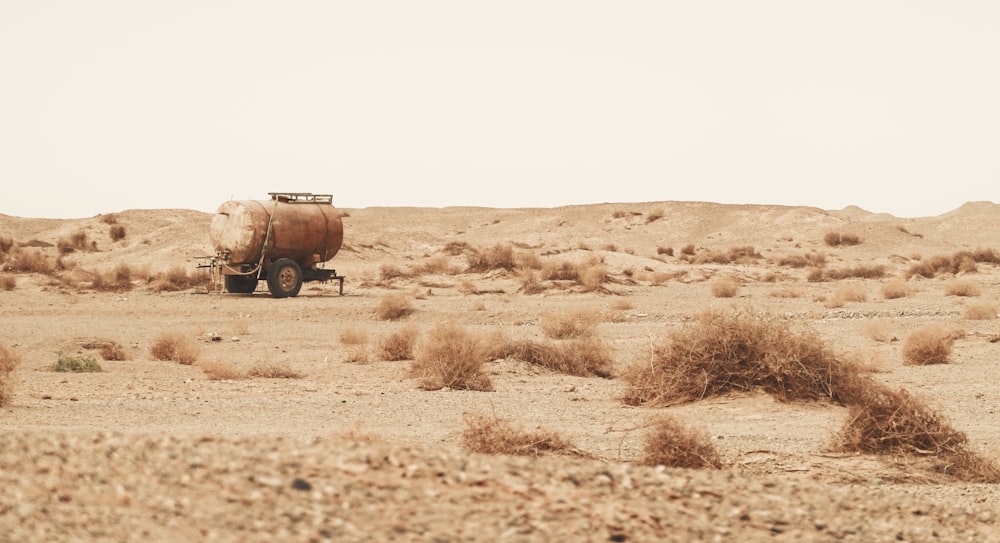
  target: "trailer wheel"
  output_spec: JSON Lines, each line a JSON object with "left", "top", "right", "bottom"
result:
{"left": 225, "top": 274, "right": 258, "bottom": 294}
{"left": 267, "top": 258, "right": 303, "bottom": 298}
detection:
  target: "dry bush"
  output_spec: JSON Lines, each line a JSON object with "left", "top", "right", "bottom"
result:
{"left": 823, "top": 265, "right": 887, "bottom": 280}
{"left": 863, "top": 321, "right": 896, "bottom": 343}
{"left": 91, "top": 263, "right": 134, "bottom": 292}
{"left": 247, "top": 361, "right": 303, "bottom": 379}
{"left": 825, "top": 284, "right": 867, "bottom": 308}
{"left": 806, "top": 268, "right": 825, "bottom": 282}
{"left": 680, "top": 244, "right": 696, "bottom": 256}
{"left": 108, "top": 224, "right": 127, "bottom": 242}
{"left": 466, "top": 244, "right": 516, "bottom": 273}
{"left": 99, "top": 342, "right": 129, "bottom": 361}
{"left": 775, "top": 252, "right": 826, "bottom": 268}
{"left": 0, "top": 275, "right": 14, "bottom": 291}
{"left": 601, "top": 243, "right": 617, "bottom": 252}
{"left": 645, "top": 208, "right": 664, "bottom": 223}
{"left": 412, "top": 255, "right": 457, "bottom": 275}
{"left": 379, "top": 264, "right": 406, "bottom": 282}
{"left": 577, "top": 261, "right": 607, "bottom": 292}
{"left": 3, "top": 247, "right": 55, "bottom": 274}
{"left": 905, "top": 248, "right": 1000, "bottom": 279}
{"left": 57, "top": 230, "right": 95, "bottom": 253}
{"left": 709, "top": 277, "right": 739, "bottom": 298}
{"left": 824, "top": 231, "right": 861, "bottom": 246}
{"left": 339, "top": 326, "right": 369, "bottom": 346}
{"left": 0, "top": 237, "right": 14, "bottom": 256}
{"left": 198, "top": 360, "right": 246, "bottom": 380}
{"left": 149, "top": 266, "right": 208, "bottom": 292}
{"left": 410, "top": 322, "right": 492, "bottom": 391}
{"left": 649, "top": 271, "right": 674, "bottom": 286}
{"left": 515, "top": 251, "right": 542, "bottom": 270}
{"left": 769, "top": 286, "right": 803, "bottom": 298}
{"left": 495, "top": 337, "right": 614, "bottom": 378}
{"left": 902, "top": 325, "right": 954, "bottom": 365}
{"left": 832, "top": 382, "right": 1000, "bottom": 482}
{"left": 881, "top": 279, "right": 912, "bottom": 299}
{"left": 344, "top": 346, "right": 371, "bottom": 364}
{"left": 944, "top": 279, "right": 981, "bottom": 297}
{"left": 376, "top": 293, "right": 415, "bottom": 320}
{"left": 963, "top": 302, "right": 996, "bottom": 320}
{"left": 621, "top": 309, "right": 855, "bottom": 407}
{"left": 462, "top": 414, "right": 580, "bottom": 456}
{"left": 518, "top": 269, "right": 546, "bottom": 294}
{"left": 150, "top": 332, "right": 200, "bottom": 365}
{"left": 540, "top": 309, "right": 600, "bottom": 339}
{"left": 657, "top": 246, "right": 673, "bottom": 256}
{"left": 638, "top": 415, "right": 722, "bottom": 469}
{"left": 540, "top": 260, "right": 578, "bottom": 281}
{"left": 377, "top": 325, "right": 420, "bottom": 361}
{"left": 99, "top": 213, "right": 119, "bottom": 225}
{"left": 0, "top": 345, "right": 21, "bottom": 407}
{"left": 458, "top": 280, "right": 479, "bottom": 295}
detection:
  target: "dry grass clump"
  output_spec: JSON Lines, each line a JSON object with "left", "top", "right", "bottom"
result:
{"left": 645, "top": 208, "right": 664, "bottom": 223}
{"left": 410, "top": 322, "right": 492, "bottom": 391}
{"left": 198, "top": 360, "right": 246, "bottom": 380}
{"left": 901, "top": 325, "right": 955, "bottom": 365}
{"left": 149, "top": 266, "right": 209, "bottom": 292}
{"left": 379, "top": 264, "right": 407, "bottom": 282}
{"left": 963, "top": 302, "right": 996, "bottom": 320}
{"left": 339, "top": 326, "right": 369, "bottom": 346}
{"left": 637, "top": 415, "right": 723, "bottom": 469}
{"left": 823, "top": 265, "right": 887, "bottom": 280}
{"left": 769, "top": 286, "right": 803, "bottom": 298}
{"left": 709, "top": 277, "right": 739, "bottom": 298}
{"left": 944, "top": 279, "right": 981, "bottom": 297}
{"left": 537, "top": 257, "right": 607, "bottom": 292}
{"left": 91, "top": 263, "right": 135, "bottom": 292}
{"left": 57, "top": 230, "right": 96, "bottom": 253}
{"left": 540, "top": 309, "right": 600, "bottom": 339}
{"left": 247, "top": 361, "right": 304, "bottom": 379}
{"left": 657, "top": 246, "right": 674, "bottom": 256}
{"left": 495, "top": 337, "right": 614, "bottom": 378}
{"left": 99, "top": 213, "right": 119, "bottom": 224}
{"left": 825, "top": 284, "right": 867, "bottom": 308}
{"left": 881, "top": 279, "right": 913, "bottom": 299}
{"left": 150, "top": 332, "right": 201, "bottom": 365}
{"left": 832, "top": 383, "right": 1000, "bottom": 482}
{"left": 462, "top": 414, "right": 581, "bottom": 457}
{"left": 377, "top": 325, "right": 420, "bottom": 361}
{"left": 0, "top": 345, "right": 21, "bottom": 407}
{"left": 2, "top": 246, "right": 56, "bottom": 274}
{"left": 108, "top": 224, "right": 127, "bottom": 242}
{"left": 774, "top": 252, "right": 826, "bottom": 268}
{"left": 621, "top": 309, "right": 853, "bottom": 407}
{"left": 863, "top": 320, "right": 896, "bottom": 343}
{"left": 686, "top": 246, "right": 761, "bottom": 265}
{"left": 824, "top": 231, "right": 861, "bottom": 246}
{"left": 376, "top": 293, "right": 415, "bottom": 320}
{"left": 99, "top": 342, "right": 129, "bottom": 361}
{"left": 0, "top": 275, "right": 15, "bottom": 291}
{"left": 904, "top": 248, "right": 1000, "bottom": 279}
{"left": 466, "top": 244, "right": 516, "bottom": 273}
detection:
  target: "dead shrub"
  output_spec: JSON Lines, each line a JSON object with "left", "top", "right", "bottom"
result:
{"left": 577, "top": 261, "right": 607, "bottom": 292}
{"left": 410, "top": 322, "right": 492, "bottom": 391}
{"left": 149, "top": 266, "right": 208, "bottom": 292}
{"left": 768, "top": 286, "right": 802, "bottom": 298}
{"left": 806, "top": 268, "right": 825, "bottom": 282}
{"left": 376, "top": 293, "right": 415, "bottom": 321}
{"left": 824, "top": 265, "right": 886, "bottom": 280}
{"left": 339, "top": 326, "right": 369, "bottom": 346}
{"left": 4, "top": 247, "right": 54, "bottom": 274}
{"left": 495, "top": 337, "right": 614, "bottom": 378}
{"left": 466, "top": 244, "right": 516, "bottom": 273}
{"left": 108, "top": 224, "right": 127, "bottom": 242}
{"left": 198, "top": 360, "right": 246, "bottom": 380}
{"left": 462, "top": 414, "right": 580, "bottom": 456}
{"left": 881, "top": 279, "right": 912, "bottom": 299}
{"left": 0, "top": 275, "right": 14, "bottom": 291}
{"left": 540, "top": 309, "right": 599, "bottom": 339}
{"left": 621, "top": 309, "right": 854, "bottom": 407}
{"left": 825, "top": 284, "right": 867, "bottom": 308}
{"left": 775, "top": 252, "right": 826, "bottom": 268}
{"left": 518, "top": 269, "right": 546, "bottom": 294}
{"left": 645, "top": 208, "right": 664, "bottom": 223}
{"left": 680, "top": 244, "right": 696, "bottom": 256}
{"left": 657, "top": 246, "right": 674, "bottom": 256}
{"left": 0, "top": 237, "right": 14, "bottom": 256}
{"left": 963, "top": 302, "right": 996, "bottom": 320}
{"left": 99, "top": 342, "right": 129, "bottom": 361}
{"left": 379, "top": 264, "right": 407, "bottom": 282}
{"left": 863, "top": 321, "right": 895, "bottom": 343}
{"left": 832, "top": 382, "right": 1000, "bottom": 482}
{"left": 377, "top": 325, "right": 420, "bottom": 361}
{"left": 150, "top": 332, "right": 200, "bottom": 365}
{"left": 515, "top": 251, "right": 542, "bottom": 270}
{"left": 540, "top": 261, "right": 578, "bottom": 281}
{"left": 344, "top": 346, "right": 371, "bottom": 364}
{"left": 0, "top": 345, "right": 21, "bottom": 407}
{"left": 905, "top": 248, "right": 1000, "bottom": 279}
{"left": 944, "top": 279, "right": 981, "bottom": 297}
{"left": 638, "top": 415, "right": 722, "bottom": 469}
{"left": 100, "top": 213, "right": 119, "bottom": 224}
{"left": 709, "top": 278, "right": 739, "bottom": 298}
{"left": 91, "top": 263, "right": 134, "bottom": 292}
{"left": 247, "top": 361, "right": 303, "bottom": 379}
{"left": 902, "top": 325, "right": 954, "bottom": 365}
{"left": 824, "top": 231, "right": 861, "bottom": 246}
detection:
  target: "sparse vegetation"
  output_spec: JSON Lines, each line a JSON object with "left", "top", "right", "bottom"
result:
{"left": 881, "top": 279, "right": 913, "bottom": 299}
{"left": 638, "top": 415, "right": 722, "bottom": 469}
{"left": 963, "top": 302, "right": 996, "bottom": 320}
{"left": 0, "top": 345, "right": 21, "bottom": 406}
{"left": 99, "top": 213, "right": 119, "bottom": 225}
{"left": 51, "top": 353, "right": 103, "bottom": 373}
{"left": 540, "top": 309, "right": 599, "bottom": 339}
{"left": 944, "top": 279, "right": 981, "bottom": 297}
{"left": 109, "top": 224, "right": 127, "bottom": 242}
{"left": 825, "top": 284, "right": 867, "bottom": 308}
{"left": 902, "top": 325, "right": 955, "bottom": 365}
{"left": 495, "top": 337, "right": 614, "bottom": 378}
{"left": 150, "top": 332, "right": 200, "bottom": 365}
{"left": 99, "top": 342, "right": 128, "bottom": 361}
{"left": 645, "top": 208, "right": 664, "bottom": 223}
{"left": 709, "top": 277, "right": 739, "bottom": 298}
{"left": 377, "top": 325, "right": 420, "bottom": 361}
{"left": 247, "top": 361, "right": 304, "bottom": 379}
{"left": 149, "top": 266, "right": 209, "bottom": 292}
{"left": 410, "top": 322, "right": 492, "bottom": 391}
{"left": 824, "top": 231, "right": 861, "bottom": 246}
{"left": 904, "top": 248, "right": 1000, "bottom": 279}
{"left": 376, "top": 293, "right": 415, "bottom": 320}
{"left": 339, "top": 327, "right": 369, "bottom": 346}
{"left": 774, "top": 252, "right": 826, "bottom": 268}
{"left": 0, "top": 275, "right": 15, "bottom": 291}
{"left": 198, "top": 360, "right": 245, "bottom": 380}
{"left": 466, "top": 244, "right": 516, "bottom": 273}
{"left": 863, "top": 321, "right": 896, "bottom": 343}
{"left": 656, "top": 246, "right": 673, "bottom": 256}
{"left": 462, "top": 414, "right": 581, "bottom": 456}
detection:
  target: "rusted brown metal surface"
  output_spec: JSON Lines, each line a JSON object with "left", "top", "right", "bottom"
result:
{"left": 209, "top": 193, "right": 344, "bottom": 268}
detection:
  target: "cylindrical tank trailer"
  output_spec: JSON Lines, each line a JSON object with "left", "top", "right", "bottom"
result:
{"left": 208, "top": 192, "right": 345, "bottom": 297}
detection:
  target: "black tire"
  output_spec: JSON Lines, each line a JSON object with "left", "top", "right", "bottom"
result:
{"left": 225, "top": 274, "right": 259, "bottom": 294}
{"left": 267, "top": 258, "right": 303, "bottom": 298}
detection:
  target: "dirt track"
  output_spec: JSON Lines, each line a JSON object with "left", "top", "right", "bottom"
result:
{"left": 2, "top": 201, "right": 1000, "bottom": 541}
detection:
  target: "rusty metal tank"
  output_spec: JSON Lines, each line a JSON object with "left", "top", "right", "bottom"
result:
{"left": 209, "top": 193, "right": 344, "bottom": 268}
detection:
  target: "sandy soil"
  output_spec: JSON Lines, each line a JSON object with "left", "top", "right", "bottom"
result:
{"left": 2, "top": 200, "right": 1000, "bottom": 541}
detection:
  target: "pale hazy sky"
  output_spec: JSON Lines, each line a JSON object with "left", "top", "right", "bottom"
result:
{"left": 2, "top": 1, "right": 997, "bottom": 219}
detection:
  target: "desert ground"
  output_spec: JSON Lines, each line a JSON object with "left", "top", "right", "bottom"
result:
{"left": 2, "top": 199, "right": 1000, "bottom": 542}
